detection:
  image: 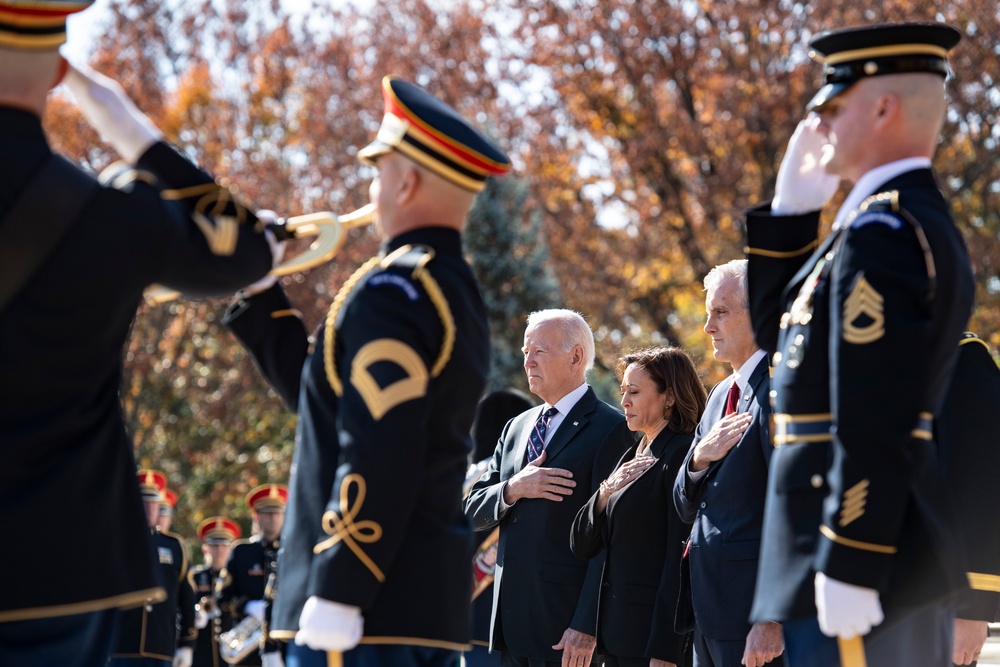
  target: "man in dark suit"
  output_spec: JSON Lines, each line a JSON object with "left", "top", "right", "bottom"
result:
{"left": 744, "top": 23, "right": 974, "bottom": 666}
{"left": 937, "top": 334, "right": 1000, "bottom": 667}
{"left": 673, "top": 260, "right": 783, "bottom": 667}
{"left": 464, "top": 309, "right": 632, "bottom": 667}
{"left": 0, "top": 5, "right": 274, "bottom": 665}
{"left": 224, "top": 76, "right": 511, "bottom": 667}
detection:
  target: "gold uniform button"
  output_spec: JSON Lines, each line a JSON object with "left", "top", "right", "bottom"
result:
{"left": 811, "top": 474, "right": 824, "bottom": 489}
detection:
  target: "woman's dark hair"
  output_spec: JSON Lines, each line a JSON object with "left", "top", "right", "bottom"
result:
{"left": 618, "top": 346, "right": 707, "bottom": 434}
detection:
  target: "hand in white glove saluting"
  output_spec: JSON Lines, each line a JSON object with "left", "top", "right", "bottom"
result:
{"left": 772, "top": 113, "right": 840, "bottom": 215}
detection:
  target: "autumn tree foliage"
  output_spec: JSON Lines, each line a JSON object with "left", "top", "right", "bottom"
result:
{"left": 45, "top": 0, "right": 1000, "bottom": 544}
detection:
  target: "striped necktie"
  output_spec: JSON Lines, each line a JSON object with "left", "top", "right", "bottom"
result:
{"left": 527, "top": 407, "right": 559, "bottom": 462}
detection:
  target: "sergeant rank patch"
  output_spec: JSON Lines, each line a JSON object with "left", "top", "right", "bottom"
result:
{"left": 843, "top": 274, "right": 884, "bottom": 344}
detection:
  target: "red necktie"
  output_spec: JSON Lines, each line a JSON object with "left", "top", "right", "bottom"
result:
{"left": 724, "top": 381, "right": 740, "bottom": 416}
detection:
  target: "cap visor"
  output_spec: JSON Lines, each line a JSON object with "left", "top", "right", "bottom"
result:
{"left": 358, "top": 140, "right": 393, "bottom": 166}
{"left": 807, "top": 82, "right": 851, "bottom": 112}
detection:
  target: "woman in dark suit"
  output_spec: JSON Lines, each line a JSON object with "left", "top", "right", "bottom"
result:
{"left": 572, "top": 346, "right": 706, "bottom": 667}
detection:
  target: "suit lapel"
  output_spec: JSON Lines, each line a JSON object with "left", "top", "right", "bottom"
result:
{"left": 541, "top": 388, "right": 596, "bottom": 464}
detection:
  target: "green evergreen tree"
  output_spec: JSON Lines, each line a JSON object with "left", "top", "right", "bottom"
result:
{"left": 466, "top": 176, "right": 561, "bottom": 393}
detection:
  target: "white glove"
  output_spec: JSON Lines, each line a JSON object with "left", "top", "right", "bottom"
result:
{"left": 172, "top": 647, "right": 193, "bottom": 667}
{"left": 815, "top": 571, "right": 884, "bottom": 638}
{"left": 60, "top": 59, "right": 163, "bottom": 164}
{"left": 295, "top": 596, "right": 364, "bottom": 652}
{"left": 194, "top": 607, "right": 209, "bottom": 629}
{"left": 771, "top": 113, "right": 840, "bottom": 215}
{"left": 244, "top": 599, "right": 267, "bottom": 623}
{"left": 237, "top": 210, "right": 285, "bottom": 297}
{"left": 262, "top": 651, "right": 286, "bottom": 667}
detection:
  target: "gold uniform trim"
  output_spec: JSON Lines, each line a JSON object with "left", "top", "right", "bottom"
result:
{"left": 968, "top": 572, "right": 1000, "bottom": 592}
{"left": 960, "top": 335, "right": 990, "bottom": 351}
{"left": 820, "top": 43, "right": 949, "bottom": 66}
{"left": 351, "top": 339, "right": 429, "bottom": 420}
{"left": 270, "top": 308, "right": 302, "bottom": 319}
{"left": 839, "top": 479, "right": 869, "bottom": 527}
{"left": 324, "top": 245, "right": 455, "bottom": 396}
{"left": 819, "top": 525, "right": 897, "bottom": 554}
{"left": 838, "top": 636, "right": 868, "bottom": 667}
{"left": 843, "top": 275, "right": 884, "bottom": 344}
{"left": 325, "top": 257, "right": 382, "bottom": 396}
{"left": 392, "top": 138, "right": 486, "bottom": 193}
{"left": 745, "top": 240, "right": 819, "bottom": 259}
{"left": 314, "top": 473, "right": 386, "bottom": 582}
{"left": 0, "top": 586, "right": 166, "bottom": 623}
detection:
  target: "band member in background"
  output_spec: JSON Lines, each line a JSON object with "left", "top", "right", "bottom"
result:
{"left": 218, "top": 484, "right": 287, "bottom": 666}
{"left": 190, "top": 517, "right": 241, "bottom": 667}
{"left": 159, "top": 488, "right": 178, "bottom": 533}
{"left": 111, "top": 471, "right": 196, "bottom": 667}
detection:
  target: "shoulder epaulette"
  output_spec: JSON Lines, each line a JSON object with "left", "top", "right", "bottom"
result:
{"left": 323, "top": 243, "right": 455, "bottom": 397}
{"left": 859, "top": 190, "right": 900, "bottom": 213}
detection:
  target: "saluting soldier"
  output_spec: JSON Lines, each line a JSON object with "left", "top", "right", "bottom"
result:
{"left": 189, "top": 517, "right": 241, "bottom": 667}
{"left": 0, "top": 2, "right": 276, "bottom": 665}
{"left": 112, "top": 471, "right": 197, "bottom": 667}
{"left": 223, "top": 76, "right": 511, "bottom": 667}
{"left": 744, "top": 23, "right": 974, "bottom": 666}
{"left": 217, "top": 484, "right": 287, "bottom": 667}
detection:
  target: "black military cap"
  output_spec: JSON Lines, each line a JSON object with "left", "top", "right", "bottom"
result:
{"left": 0, "top": 0, "right": 94, "bottom": 49}
{"left": 359, "top": 76, "right": 511, "bottom": 193}
{"left": 807, "top": 22, "right": 961, "bottom": 111}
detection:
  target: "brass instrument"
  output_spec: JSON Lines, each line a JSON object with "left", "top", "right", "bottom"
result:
{"left": 143, "top": 204, "right": 376, "bottom": 304}
{"left": 218, "top": 613, "right": 262, "bottom": 665}
{"left": 195, "top": 595, "right": 220, "bottom": 621}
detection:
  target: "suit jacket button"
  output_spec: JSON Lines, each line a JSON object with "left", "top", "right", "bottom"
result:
{"left": 811, "top": 474, "right": 824, "bottom": 488}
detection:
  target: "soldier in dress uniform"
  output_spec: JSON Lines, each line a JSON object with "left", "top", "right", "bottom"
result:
{"left": 217, "top": 484, "right": 288, "bottom": 667}
{"left": 223, "top": 76, "right": 511, "bottom": 667}
{"left": 0, "top": 2, "right": 275, "bottom": 665}
{"left": 159, "top": 488, "right": 179, "bottom": 532}
{"left": 189, "top": 517, "right": 241, "bottom": 667}
{"left": 744, "top": 23, "right": 974, "bottom": 666}
{"left": 936, "top": 334, "right": 1000, "bottom": 667}
{"left": 111, "top": 471, "right": 197, "bottom": 667}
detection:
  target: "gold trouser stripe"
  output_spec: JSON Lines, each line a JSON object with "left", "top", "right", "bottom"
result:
{"left": 745, "top": 240, "right": 819, "bottom": 259}
{"left": 327, "top": 651, "right": 343, "bottom": 667}
{"left": 968, "top": 572, "right": 1000, "bottom": 592}
{"left": 838, "top": 636, "right": 867, "bottom": 667}
{"left": 819, "top": 525, "right": 897, "bottom": 554}
{"left": 270, "top": 309, "right": 302, "bottom": 319}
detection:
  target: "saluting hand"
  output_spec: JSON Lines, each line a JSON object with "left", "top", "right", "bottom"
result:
{"left": 690, "top": 412, "right": 752, "bottom": 472}
{"left": 503, "top": 450, "right": 576, "bottom": 503}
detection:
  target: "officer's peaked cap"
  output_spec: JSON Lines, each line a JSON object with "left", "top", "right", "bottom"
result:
{"left": 807, "top": 22, "right": 961, "bottom": 111}
{"left": 246, "top": 483, "right": 288, "bottom": 512}
{"left": 137, "top": 469, "right": 167, "bottom": 500}
{"left": 358, "top": 76, "right": 511, "bottom": 193}
{"left": 197, "top": 516, "right": 241, "bottom": 544}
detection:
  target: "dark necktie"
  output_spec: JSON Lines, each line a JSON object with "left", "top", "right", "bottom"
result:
{"left": 724, "top": 381, "right": 740, "bottom": 416}
{"left": 527, "top": 407, "right": 559, "bottom": 462}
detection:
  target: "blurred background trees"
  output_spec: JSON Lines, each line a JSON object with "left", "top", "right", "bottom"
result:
{"left": 47, "top": 0, "right": 1000, "bottom": 550}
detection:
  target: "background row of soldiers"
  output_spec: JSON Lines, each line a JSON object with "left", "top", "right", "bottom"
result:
{"left": 127, "top": 472, "right": 288, "bottom": 667}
